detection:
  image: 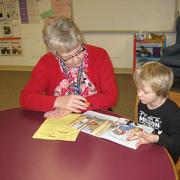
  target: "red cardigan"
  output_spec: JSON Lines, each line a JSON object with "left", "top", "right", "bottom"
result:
{"left": 20, "top": 44, "right": 119, "bottom": 112}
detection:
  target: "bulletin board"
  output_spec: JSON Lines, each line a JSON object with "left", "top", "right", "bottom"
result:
{"left": 73, "top": 0, "right": 177, "bottom": 32}
{"left": 0, "top": 0, "right": 76, "bottom": 68}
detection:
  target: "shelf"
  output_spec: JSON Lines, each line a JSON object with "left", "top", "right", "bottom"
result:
{"left": 133, "top": 33, "right": 166, "bottom": 70}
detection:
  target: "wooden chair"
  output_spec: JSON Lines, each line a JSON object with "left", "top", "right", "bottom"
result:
{"left": 134, "top": 96, "right": 139, "bottom": 123}
{"left": 176, "top": 159, "right": 180, "bottom": 179}
{"left": 169, "top": 91, "right": 180, "bottom": 107}
{"left": 169, "top": 91, "right": 180, "bottom": 177}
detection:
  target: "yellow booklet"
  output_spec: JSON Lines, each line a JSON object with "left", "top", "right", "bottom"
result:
{"left": 33, "top": 114, "right": 81, "bottom": 141}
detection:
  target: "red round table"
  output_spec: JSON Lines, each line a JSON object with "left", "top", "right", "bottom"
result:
{"left": 0, "top": 108, "right": 177, "bottom": 180}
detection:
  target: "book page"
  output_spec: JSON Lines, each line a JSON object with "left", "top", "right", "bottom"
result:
{"left": 69, "top": 115, "right": 109, "bottom": 135}
{"left": 81, "top": 111, "right": 154, "bottom": 149}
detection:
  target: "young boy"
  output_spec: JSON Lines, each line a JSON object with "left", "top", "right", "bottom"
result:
{"left": 128, "top": 62, "right": 180, "bottom": 163}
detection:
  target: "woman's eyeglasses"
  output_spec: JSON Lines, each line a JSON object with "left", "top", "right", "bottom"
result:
{"left": 55, "top": 45, "right": 86, "bottom": 63}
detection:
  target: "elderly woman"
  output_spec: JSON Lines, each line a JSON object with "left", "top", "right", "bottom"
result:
{"left": 20, "top": 17, "right": 118, "bottom": 117}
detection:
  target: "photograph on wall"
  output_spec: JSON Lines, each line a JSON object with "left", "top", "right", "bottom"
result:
{"left": 0, "top": 37, "right": 22, "bottom": 56}
{"left": 4, "top": 1, "right": 18, "bottom": 19}
{"left": 0, "top": 39, "right": 11, "bottom": 55}
{"left": 11, "top": 38, "right": 22, "bottom": 55}
{"left": 0, "top": 3, "right": 5, "bottom": 19}
{"left": 1, "top": 20, "right": 13, "bottom": 37}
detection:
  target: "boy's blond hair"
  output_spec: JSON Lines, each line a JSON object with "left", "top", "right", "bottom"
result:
{"left": 134, "top": 62, "right": 174, "bottom": 98}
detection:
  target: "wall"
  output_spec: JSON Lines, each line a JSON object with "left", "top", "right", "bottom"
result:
{"left": 0, "top": 0, "right": 177, "bottom": 70}
{"left": 73, "top": 0, "right": 176, "bottom": 32}
{"left": 84, "top": 32, "right": 176, "bottom": 69}
{"left": 84, "top": 32, "right": 134, "bottom": 68}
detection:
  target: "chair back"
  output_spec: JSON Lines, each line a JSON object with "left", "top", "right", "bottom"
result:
{"left": 165, "top": 91, "right": 180, "bottom": 177}
{"left": 176, "top": 16, "right": 180, "bottom": 44}
{"left": 169, "top": 91, "right": 180, "bottom": 107}
{"left": 134, "top": 96, "right": 139, "bottom": 123}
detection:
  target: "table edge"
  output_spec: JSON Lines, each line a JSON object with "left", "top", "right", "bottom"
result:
{"left": 164, "top": 148, "right": 179, "bottom": 180}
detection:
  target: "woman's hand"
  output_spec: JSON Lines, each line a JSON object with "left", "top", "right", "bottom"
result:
{"left": 53, "top": 95, "right": 90, "bottom": 113}
{"left": 44, "top": 108, "right": 72, "bottom": 118}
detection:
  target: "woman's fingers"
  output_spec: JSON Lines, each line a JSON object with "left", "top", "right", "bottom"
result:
{"left": 71, "top": 98, "right": 89, "bottom": 109}
{"left": 67, "top": 106, "right": 82, "bottom": 113}
{"left": 52, "top": 109, "right": 72, "bottom": 118}
{"left": 54, "top": 95, "right": 90, "bottom": 112}
{"left": 44, "top": 108, "right": 72, "bottom": 118}
{"left": 44, "top": 110, "right": 57, "bottom": 117}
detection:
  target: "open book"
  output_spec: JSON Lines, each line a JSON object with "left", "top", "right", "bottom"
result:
{"left": 69, "top": 111, "right": 154, "bottom": 149}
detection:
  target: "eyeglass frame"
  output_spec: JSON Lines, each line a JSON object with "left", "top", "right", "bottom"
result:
{"left": 55, "top": 44, "right": 86, "bottom": 62}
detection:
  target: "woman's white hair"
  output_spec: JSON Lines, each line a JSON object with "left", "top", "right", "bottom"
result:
{"left": 42, "top": 17, "right": 84, "bottom": 54}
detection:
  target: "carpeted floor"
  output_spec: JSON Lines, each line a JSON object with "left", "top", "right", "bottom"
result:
{"left": 0, "top": 71, "right": 31, "bottom": 111}
{"left": 1, "top": 70, "right": 179, "bottom": 120}
{"left": 0, "top": 71, "right": 136, "bottom": 120}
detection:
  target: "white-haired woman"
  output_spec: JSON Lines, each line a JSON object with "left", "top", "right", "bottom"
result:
{"left": 20, "top": 17, "right": 118, "bottom": 117}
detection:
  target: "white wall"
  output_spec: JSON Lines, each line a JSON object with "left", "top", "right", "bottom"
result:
{"left": 84, "top": 33, "right": 134, "bottom": 68}
{"left": 0, "top": 0, "right": 177, "bottom": 70}
{"left": 73, "top": 0, "right": 176, "bottom": 32}
{"left": 0, "top": 30, "right": 176, "bottom": 69}
{"left": 178, "top": 0, "right": 180, "bottom": 14}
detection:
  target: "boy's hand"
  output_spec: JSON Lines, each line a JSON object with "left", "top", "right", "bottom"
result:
{"left": 126, "top": 129, "right": 140, "bottom": 141}
{"left": 127, "top": 130, "right": 159, "bottom": 147}
{"left": 135, "top": 132, "right": 159, "bottom": 147}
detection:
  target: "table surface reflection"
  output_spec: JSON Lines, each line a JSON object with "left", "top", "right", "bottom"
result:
{"left": 0, "top": 108, "right": 177, "bottom": 180}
